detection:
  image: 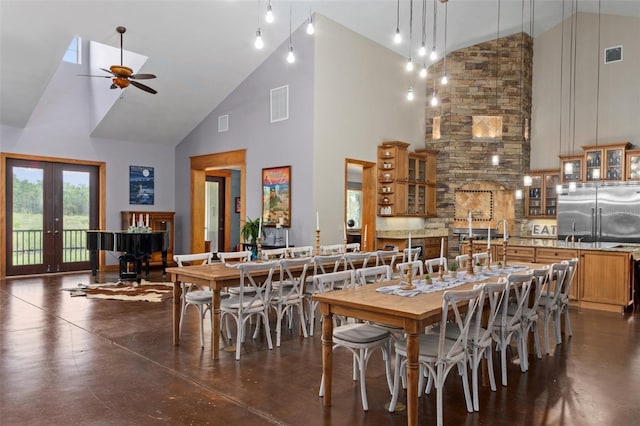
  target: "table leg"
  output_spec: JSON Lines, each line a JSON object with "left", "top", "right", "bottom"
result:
{"left": 212, "top": 288, "right": 222, "bottom": 360}
{"left": 172, "top": 280, "right": 182, "bottom": 346}
{"left": 321, "top": 307, "right": 334, "bottom": 406}
{"left": 406, "top": 331, "right": 419, "bottom": 426}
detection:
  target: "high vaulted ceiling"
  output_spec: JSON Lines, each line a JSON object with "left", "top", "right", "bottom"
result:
{"left": 1, "top": 1, "right": 638, "bottom": 146}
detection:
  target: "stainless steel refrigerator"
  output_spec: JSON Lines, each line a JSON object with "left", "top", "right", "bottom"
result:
{"left": 557, "top": 182, "right": 640, "bottom": 243}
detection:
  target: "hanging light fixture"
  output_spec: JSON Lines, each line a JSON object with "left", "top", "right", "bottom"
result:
{"left": 492, "top": 155, "right": 500, "bottom": 166}
{"left": 265, "top": 0, "right": 274, "bottom": 24}
{"left": 440, "top": 0, "right": 448, "bottom": 85}
{"left": 286, "top": 2, "right": 295, "bottom": 64}
{"left": 406, "top": 0, "right": 414, "bottom": 71}
{"left": 515, "top": 189, "right": 523, "bottom": 200}
{"left": 557, "top": 0, "right": 566, "bottom": 195}
{"left": 569, "top": 0, "right": 578, "bottom": 191}
{"left": 429, "top": 0, "right": 437, "bottom": 61}
{"left": 419, "top": 0, "right": 427, "bottom": 56}
{"left": 255, "top": 0, "right": 264, "bottom": 50}
{"left": 430, "top": 77, "right": 438, "bottom": 106}
{"left": 306, "top": 1, "right": 315, "bottom": 35}
{"left": 394, "top": 0, "right": 402, "bottom": 44}
{"left": 407, "top": 86, "right": 415, "bottom": 101}
{"left": 420, "top": 62, "right": 427, "bottom": 78}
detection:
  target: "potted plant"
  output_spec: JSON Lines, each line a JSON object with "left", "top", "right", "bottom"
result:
{"left": 241, "top": 217, "right": 264, "bottom": 243}
{"left": 424, "top": 274, "right": 432, "bottom": 285}
{"left": 448, "top": 260, "right": 459, "bottom": 278}
{"left": 475, "top": 261, "right": 483, "bottom": 274}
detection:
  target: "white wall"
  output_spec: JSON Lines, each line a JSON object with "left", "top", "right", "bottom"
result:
{"left": 313, "top": 15, "right": 427, "bottom": 242}
{"left": 531, "top": 13, "right": 640, "bottom": 169}
{"left": 1, "top": 52, "right": 175, "bottom": 265}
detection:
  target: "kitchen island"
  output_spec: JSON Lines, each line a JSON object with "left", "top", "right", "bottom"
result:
{"left": 467, "top": 237, "right": 639, "bottom": 313}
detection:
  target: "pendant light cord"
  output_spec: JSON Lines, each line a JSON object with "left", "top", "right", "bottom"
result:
{"left": 496, "top": 0, "right": 501, "bottom": 114}
{"left": 570, "top": 0, "right": 578, "bottom": 155}
{"left": 443, "top": 2, "right": 447, "bottom": 74}
{"left": 432, "top": 0, "right": 437, "bottom": 51}
{"left": 559, "top": 0, "right": 565, "bottom": 161}
{"left": 595, "top": 0, "right": 601, "bottom": 147}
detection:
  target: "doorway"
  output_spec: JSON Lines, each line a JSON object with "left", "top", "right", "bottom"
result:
{"left": 345, "top": 159, "right": 376, "bottom": 251}
{"left": 205, "top": 175, "right": 226, "bottom": 254}
{"left": 5, "top": 158, "right": 99, "bottom": 275}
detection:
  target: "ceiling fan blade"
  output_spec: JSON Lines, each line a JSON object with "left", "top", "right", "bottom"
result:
{"left": 110, "top": 84, "right": 118, "bottom": 90}
{"left": 100, "top": 68, "right": 115, "bottom": 75}
{"left": 129, "top": 80, "right": 157, "bottom": 94}
{"left": 77, "top": 74, "right": 111, "bottom": 78}
{"left": 129, "top": 73, "right": 156, "bottom": 80}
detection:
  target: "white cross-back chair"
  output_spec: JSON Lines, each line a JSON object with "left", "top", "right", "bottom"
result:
{"left": 519, "top": 265, "right": 550, "bottom": 370}
{"left": 269, "top": 257, "right": 313, "bottom": 347}
{"left": 396, "top": 260, "right": 424, "bottom": 278}
{"left": 345, "top": 242, "right": 361, "bottom": 252}
{"left": 344, "top": 251, "right": 372, "bottom": 270}
{"left": 288, "top": 246, "right": 314, "bottom": 258}
{"left": 492, "top": 272, "right": 534, "bottom": 386}
{"left": 402, "top": 247, "right": 421, "bottom": 263}
{"left": 389, "top": 287, "right": 484, "bottom": 426}
{"left": 218, "top": 250, "right": 252, "bottom": 264}
{"left": 260, "top": 247, "right": 288, "bottom": 260}
{"left": 425, "top": 257, "right": 448, "bottom": 275}
{"left": 537, "top": 262, "right": 570, "bottom": 354}
{"left": 220, "top": 261, "right": 278, "bottom": 360}
{"left": 472, "top": 252, "right": 490, "bottom": 267}
{"left": 455, "top": 254, "right": 470, "bottom": 269}
{"left": 173, "top": 252, "right": 214, "bottom": 347}
{"left": 558, "top": 258, "right": 578, "bottom": 340}
{"left": 355, "top": 265, "right": 391, "bottom": 286}
{"left": 305, "top": 261, "right": 349, "bottom": 336}
{"left": 319, "top": 244, "right": 345, "bottom": 255}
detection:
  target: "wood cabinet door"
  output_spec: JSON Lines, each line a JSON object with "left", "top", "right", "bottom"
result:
{"left": 580, "top": 250, "right": 630, "bottom": 307}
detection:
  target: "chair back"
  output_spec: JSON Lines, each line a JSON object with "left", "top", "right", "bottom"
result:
{"left": 173, "top": 252, "right": 214, "bottom": 267}
{"left": 472, "top": 282, "right": 506, "bottom": 348}
{"left": 313, "top": 254, "right": 346, "bottom": 275}
{"left": 236, "top": 261, "right": 278, "bottom": 312}
{"left": 344, "top": 252, "right": 372, "bottom": 270}
{"left": 355, "top": 265, "right": 391, "bottom": 286}
{"left": 499, "top": 272, "right": 534, "bottom": 330}
{"left": 313, "top": 270, "right": 356, "bottom": 294}
{"left": 544, "top": 263, "right": 570, "bottom": 307}
{"left": 319, "top": 244, "right": 345, "bottom": 255}
{"left": 402, "top": 247, "right": 421, "bottom": 263}
{"left": 530, "top": 265, "right": 551, "bottom": 309}
{"left": 561, "top": 258, "right": 579, "bottom": 298}
{"left": 261, "top": 247, "right": 287, "bottom": 260}
{"left": 455, "top": 254, "right": 470, "bottom": 269}
{"left": 345, "top": 242, "right": 361, "bottom": 252}
{"left": 376, "top": 250, "right": 399, "bottom": 268}
{"left": 425, "top": 257, "right": 447, "bottom": 274}
{"left": 396, "top": 260, "right": 424, "bottom": 277}
{"left": 472, "top": 252, "right": 489, "bottom": 266}
{"left": 218, "top": 251, "right": 252, "bottom": 264}
{"left": 276, "top": 257, "right": 313, "bottom": 301}
{"left": 438, "top": 287, "right": 484, "bottom": 363}
{"left": 288, "top": 246, "right": 314, "bottom": 258}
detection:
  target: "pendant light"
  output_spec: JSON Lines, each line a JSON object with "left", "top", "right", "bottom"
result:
{"left": 407, "top": 86, "right": 415, "bottom": 101}
{"left": 420, "top": 62, "right": 427, "bottom": 78}
{"left": 430, "top": 77, "right": 438, "bottom": 106}
{"left": 306, "top": 1, "right": 315, "bottom": 35}
{"left": 429, "top": 0, "right": 438, "bottom": 61}
{"left": 286, "top": 2, "right": 295, "bottom": 64}
{"left": 440, "top": 1, "right": 448, "bottom": 85}
{"left": 406, "top": 0, "right": 414, "bottom": 72}
{"left": 255, "top": 0, "right": 264, "bottom": 50}
{"left": 394, "top": 0, "right": 402, "bottom": 44}
{"left": 265, "top": 0, "right": 274, "bottom": 24}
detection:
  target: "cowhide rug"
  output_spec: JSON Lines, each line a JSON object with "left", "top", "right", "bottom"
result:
{"left": 66, "top": 280, "right": 174, "bottom": 302}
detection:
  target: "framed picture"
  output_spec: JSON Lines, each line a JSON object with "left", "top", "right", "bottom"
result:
{"left": 129, "top": 166, "right": 154, "bottom": 205}
{"left": 235, "top": 196, "right": 241, "bottom": 213}
{"left": 262, "top": 166, "right": 291, "bottom": 227}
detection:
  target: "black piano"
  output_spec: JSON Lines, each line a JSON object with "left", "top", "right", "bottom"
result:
{"left": 86, "top": 230, "right": 169, "bottom": 281}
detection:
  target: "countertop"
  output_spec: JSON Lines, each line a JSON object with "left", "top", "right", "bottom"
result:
{"left": 502, "top": 237, "right": 640, "bottom": 257}
{"left": 376, "top": 229, "right": 449, "bottom": 239}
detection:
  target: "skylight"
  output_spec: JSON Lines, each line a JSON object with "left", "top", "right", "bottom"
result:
{"left": 63, "top": 36, "right": 81, "bottom": 64}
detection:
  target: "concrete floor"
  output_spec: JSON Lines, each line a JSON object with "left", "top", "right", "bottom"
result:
{"left": 1, "top": 270, "right": 639, "bottom": 425}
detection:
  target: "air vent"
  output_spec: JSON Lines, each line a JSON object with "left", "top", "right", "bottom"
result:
{"left": 218, "top": 115, "right": 228, "bottom": 132}
{"left": 270, "top": 85, "right": 289, "bottom": 123}
{"left": 604, "top": 45, "right": 622, "bottom": 64}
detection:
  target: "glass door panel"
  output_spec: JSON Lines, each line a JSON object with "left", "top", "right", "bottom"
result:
{"left": 10, "top": 166, "right": 45, "bottom": 270}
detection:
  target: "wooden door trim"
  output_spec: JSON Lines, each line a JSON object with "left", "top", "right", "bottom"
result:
{"left": 190, "top": 150, "right": 245, "bottom": 253}
{"left": 0, "top": 153, "right": 106, "bottom": 279}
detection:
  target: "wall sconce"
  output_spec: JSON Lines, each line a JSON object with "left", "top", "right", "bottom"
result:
{"left": 491, "top": 155, "right": 500, "bottom": 166}
{"left": 515, "top": 189, "right": 523, "bottom": 200}
{"left": 523, "top": 175, "right": 533, "bottom": 187}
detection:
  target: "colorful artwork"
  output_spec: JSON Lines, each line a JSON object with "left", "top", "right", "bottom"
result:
{"left": 262, "top": 166, "right": 291, "bottom": 227}
{"left": 129, "top": 166, "right": 154, "bottom": 205}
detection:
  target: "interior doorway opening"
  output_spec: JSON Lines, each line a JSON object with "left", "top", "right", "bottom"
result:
{"left": 344, "top": 159, "right": 376, "bottom": 251}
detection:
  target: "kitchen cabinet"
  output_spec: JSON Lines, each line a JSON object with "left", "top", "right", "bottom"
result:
{"left": 121, "top": 211, "right": 175, "bottom": 267}
{"left": 559, "top": 154, "right": 583, "bottom": 184}
{"left": 376, "top": 236, "right": 447, "bottom": 261}
{"left": 524, "top": 170, "right": 559, "bottom": 218}
{"left": 377, "top": 142, "right": 437, "bottom": 217}
{"left": 626, "top": 149, "right": 640, "bottom": 181}
{"left": 579, "top": 250, "right": 633, "bottom": 313}
{"left": 582, "top": 142, "right": 630, "bottom": 182}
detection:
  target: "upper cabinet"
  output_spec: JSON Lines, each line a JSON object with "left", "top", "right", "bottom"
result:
{"left": 377, "top": 142, "right": 437, "bottom": 217}
{"left": 582, "top": 142, "right": 630, "bottom": 182}
{"left": 625, "top": 149, "right": 640, "bottom": 181}
{"left": 559, "top": 154, "right": 583, "bottom": 184}
{"left": 525, "top": 170, "right": 560, "bottom": 218}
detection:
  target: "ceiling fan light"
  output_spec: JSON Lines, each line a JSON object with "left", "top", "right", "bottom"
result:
{"left": 254, "top": 29, "right": 264, "bottom": 49}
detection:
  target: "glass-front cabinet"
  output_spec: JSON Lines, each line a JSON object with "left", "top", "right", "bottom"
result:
{"left": 582, "top": 142, "right": 630, "bottom": 182}
{"left": 625, "top": 149, "right": 640, "bottom": 181}
{"left": 559, "top": 154, "right": 583, "bottom": 183}
{"left": 525, "top": 170, "right": 560, "bottom": 218}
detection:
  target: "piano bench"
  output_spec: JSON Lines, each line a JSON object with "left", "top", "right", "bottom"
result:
{"left": 119, "top": 253, "right": 149, "bottom": 281}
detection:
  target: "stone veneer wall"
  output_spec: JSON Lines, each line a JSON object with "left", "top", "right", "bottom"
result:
{"left": 423, "top": 33, "right": 533, "bottom": 256}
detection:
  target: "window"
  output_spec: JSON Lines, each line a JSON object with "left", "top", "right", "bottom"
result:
{"left": 347, "top": 189, "right": 362, "bottom": 229}
{"left": 63, "top": 36, "right": 82, "bottom": 64}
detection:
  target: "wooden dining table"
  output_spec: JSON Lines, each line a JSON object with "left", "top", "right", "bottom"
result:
{"left": 312, "top": 264, "right": 539, "bottom": 426}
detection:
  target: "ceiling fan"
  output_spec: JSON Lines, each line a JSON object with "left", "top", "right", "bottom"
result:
{"left": 79, "top": 26, "right": 157, "bottom": 94}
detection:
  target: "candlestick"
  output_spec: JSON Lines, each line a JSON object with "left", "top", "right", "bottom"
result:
{"left": 408, "top": 233, "right": 412, "bottom": 260}
{"left": 146, "top": 214, "right": 149, "bottom": 228}
{"left": 503, "top": 221, "right": 508, "bottom": 241}
{"left": 257, "top": 236, "right": 262, "bottom": 260}
{"left": 131, "top": 214, "right": 135, "bottom": 227}
{"left": 315, "top": 229, "right": 321, "bottom": 256}
{"left": 487, "top": 226, "right": 491, "bottom": 249}
{"left": 467, "top": 236, "right": 475, "bottom": 276}
{"left": 468, "top": 211, "right": 473, "bottom": 237}
{"left": 316, "top": 211, "right": 320, "bottom": 231}
{"left": 285, "top": 230, "right": 289, "bottom": 248}
{"left": 363, "top": 224, "right": 368, "bottom": 251}
{"left": 440, "top": 237, "right": 444, "bottom": 259}
{"left": 258, "top": 216, "right": 262, "bottom": 240}
{"left": 138, "top": 213, "right": 143, "bottom": 227}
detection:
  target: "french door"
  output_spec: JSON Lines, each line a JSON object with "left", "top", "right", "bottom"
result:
{"left": 205, "top": 176, "right": 226, "bottom": 255}
{"left": 5, "top": 158, "right": 99, "bottom": 275}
